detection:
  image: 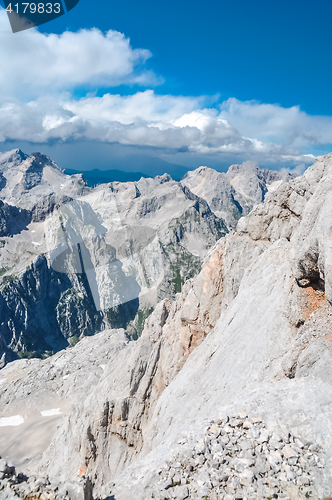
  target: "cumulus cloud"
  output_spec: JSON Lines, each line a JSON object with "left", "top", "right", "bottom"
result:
{"left": 220, "top": 98, "right": 332, "bottom": 147}
{"left": 0, "top": 9, "right": 159, "bottom": 97}
{"left": 0, "top": 8, "right": 331, "bottom": 167}
{"left": 0, "top": 92, "right": 248, "bottom": 151}
{"left": 1, "top": 91, "right": 331, "bottom": 167}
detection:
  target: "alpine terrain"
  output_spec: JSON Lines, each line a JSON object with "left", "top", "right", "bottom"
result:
{"left": 0, "top": 149, "right": 290, "bottom": 364}
{"left": 4, "top": 150, "right": 332, "bottom": 499}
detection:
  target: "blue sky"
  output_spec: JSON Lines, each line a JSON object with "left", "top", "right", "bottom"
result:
{"left": 43, "top": 0, "right": 332, "bottom": 115}
{"left": 0, "top": 0, "right": 331, "bottom": 174}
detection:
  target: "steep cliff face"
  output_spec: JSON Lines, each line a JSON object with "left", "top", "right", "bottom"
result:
{"left": 0, "top": 201, "right": 31, "bottom": 238}
{"left": 2, "top": 154, "right": 332, "bottom": 499}
{"left": 0, "top": 254, "right": 105, "bottom": 359}
{"left": 0, "top": 331, "right": 17, "bottom": 368}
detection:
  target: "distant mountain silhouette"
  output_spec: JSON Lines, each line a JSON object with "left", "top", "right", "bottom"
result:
{"left": 64, "top": 156, "right": 191, "bottom": 185}
{"left": 65, "top": 168, "right": 149, "bottom": 187}
{"left": 111, "top": 156, "right": 190, "bottom": 180}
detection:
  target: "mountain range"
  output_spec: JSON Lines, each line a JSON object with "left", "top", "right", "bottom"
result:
{"left": 1, "top": 152, "right": 332, "bottom": 499}
{"left": 0, "top": 149, "right": 294, "bottom": 364}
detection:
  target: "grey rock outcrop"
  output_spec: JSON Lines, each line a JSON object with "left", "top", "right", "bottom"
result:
{"left": 0, "top": 149, "right": 85, "bottom": 216}
{"left": 0, "top": 457, "right": 93, "bottom": 500}
{"left": 182, "top": 161, "right": 296, "bottom": 230}
{"left": 0, "top": 202, "right": 31, "bottom": 238}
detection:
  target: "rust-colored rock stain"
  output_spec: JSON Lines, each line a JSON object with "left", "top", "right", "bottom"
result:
{"left": 301, "top": 286, "right": 325, "bottom": 321}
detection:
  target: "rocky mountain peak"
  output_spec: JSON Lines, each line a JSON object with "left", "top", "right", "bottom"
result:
{"left": 193, "top": 165, "right": 215, "bottom": 175}
{"left": 155, "top": 172, "right": 172, "bottom": 183}
{"left": 19, "top": 153, "right": 59, "bottom": 191}
{"left": 23, "top": 151, "right": 60, "bottom": 170}
{"left": 226, "top": 160, "right": 260, "bottom": 177}
{"left": 0, "top": 150, "right": 64, "bottom": 183}
{"left": 0, "top": 149, "right": 86, "bottom": 214}
{"left": 0, "top": 148, "right": 27, "bottom": 169}
{"left": 182, "top": 160, "right": 296, "bottom": 229}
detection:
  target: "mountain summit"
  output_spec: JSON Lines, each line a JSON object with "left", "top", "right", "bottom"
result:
{"left": 182, "top": 161, "right": 296, "bottom": 229}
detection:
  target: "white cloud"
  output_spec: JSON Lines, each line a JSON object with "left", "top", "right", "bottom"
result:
{"left": 220, "top": 98, "right": 332, "bottom": 147}
{"left": 0, "top": 9, "right": 331, "bottom": 167}
{"left": 0, "top": 9, "right": 159, "bottom": 97}
{"left": 1, "top": 92, "right": 332, "bottom": 167}
{"left": 0, "top": 92, "right": 245, "bottom": 151}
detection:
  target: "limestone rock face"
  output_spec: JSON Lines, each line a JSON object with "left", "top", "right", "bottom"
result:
{"left": 0, "top": 150, "right": 296, "bottom": 362}
{"left": 291, "top": 153, "right": 332, "bottom": 303}
{"left": 181, "top": 161, "right": 295, "bottom": 229}
{"left": 0, "top": 237, "right": 226, "bottom": 488}
{"left": 0, "top": 149, "right": 85, "bottom": 216}
{"left": 88, "top": 154, "right": 332, "bottom": 499}
{"left": 0, "top": 150, "right": 229, "bottom": 359}
{"left": 0, "top": 201, "right": 31, "bottom": 238}
{"left": 0, "top": 332, "right": 18, "bottom": 368}
{"left": 35, "top": 240, "right": 227, "bottom": 489}
{"left": 29, "top": 154, "right": 332, "bottom": 497}
{"left": 4, "top": 152, "right": 332, "bottom": 500}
